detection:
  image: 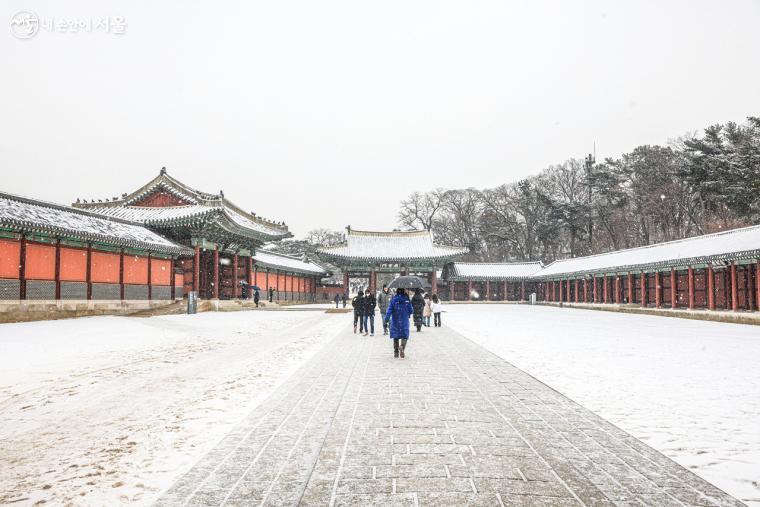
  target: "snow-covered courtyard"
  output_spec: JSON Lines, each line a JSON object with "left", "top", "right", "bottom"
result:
{"left": 446, "top": 304, "right": 760, "bottom": 506}
{"left": 0, "top": 305, "right": 758, "bottom": 505}
{"left": 0, "top": 310, "right": 345, "bottom": 506}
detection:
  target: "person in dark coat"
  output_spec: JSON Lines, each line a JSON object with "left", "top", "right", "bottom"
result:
{"left": 384, "top": 288, "right": 413, "bottom": 358}
{"left": 351, "top": 291, "right": 365, "bottom": 334}
{"left": 253, "top": 289, "right": 260, "bottom": 307}
{"left": 268, "top": 287, "right": 274, "bottom": 303}
{"left": 411, "top": 288, "right": 425, "bottom": 332}
{"left": 363, "top": 289, "right": 377, "bottom": 336}
{"left": 333, "top": 293, "right": 340, "bottom": 308}
{"left": 341, "top": 293, "right": 347, "bottom": 308}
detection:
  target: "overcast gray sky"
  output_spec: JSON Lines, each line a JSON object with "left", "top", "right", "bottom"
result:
{"left": 2, "top": 1, "right": 759, "bottom": 238}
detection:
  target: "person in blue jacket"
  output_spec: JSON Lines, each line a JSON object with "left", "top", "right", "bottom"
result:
{"left": 384, "top": 287, "right": 414, "bottom": 358}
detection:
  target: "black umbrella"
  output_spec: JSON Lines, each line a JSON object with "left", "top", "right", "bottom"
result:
{"left": 387, "top": 276, "right": 425, "bottom": 289}
{"left": 250, "top": 285, "right": 261, "bottom": 291}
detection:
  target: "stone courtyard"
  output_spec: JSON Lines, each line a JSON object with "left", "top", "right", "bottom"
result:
{"left": 156, "top": 323, "right": 743, "bottom": 507}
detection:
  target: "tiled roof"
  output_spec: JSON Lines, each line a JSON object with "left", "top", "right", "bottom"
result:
{"left": 537, "top": 224, "right": 760, "bottom": 278}
{"left": 319, "top": 229, "right": 467, "bottom": 262}
{"left": 74, "top": 171, "right": 290, "bottom": 241}
{"left": 0, "top": 192, "right": 191, "bottom": 255}
{"left": 253, "top": 250, "right": 327, "bottom": 275}
{"left": 445, "top": 262, "right": 543, "bottom": 281}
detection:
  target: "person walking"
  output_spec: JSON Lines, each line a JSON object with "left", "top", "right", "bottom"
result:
{"left": 363, "top": 289, "right": 376, "bottom": 336}
{"left": 384, "top": 287, "right": 413, "bottom": 358}
{"left": 333, "top": 293, "right": 340, "bottom": 308}
{"left": 432, "top": 294, "right": 443, "bottom": 327}
{"left": 411, "top": 288, "right": 425, "bottom": 332}
{"left": 341, "top": 293, "right": 347, "bottom": 308}
{"left": 377, "top": 285, "right": 391, "bottom": 335}
{"left": 423, "top": 294, "right": 432, "bottom": 327}
{"left": 268, "top": 287, "right": 274, "bottom": 303}
{"left": 253, "top": 288, "right": 260, "bottom": 308}
{"left": 351, "top": 291, "right": 365, "bottom": 334}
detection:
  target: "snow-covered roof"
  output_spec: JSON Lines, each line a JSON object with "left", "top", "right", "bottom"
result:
{"left": 0, "top": 192, "right": 191, "bottom": 255}
{"left": 537, "top": 224, "right": 760, "bottom": 278}
{"left": 318, "top": 229, "right": 467, "bottom": 263}
{"left": 74, "top": 170, "right": 290, "bottom": 243}
{"left": 253, "top": 250, "right": 327, "bottom": 275}
{"left": 445, "top": 262, "right": 543, "bottom": 281}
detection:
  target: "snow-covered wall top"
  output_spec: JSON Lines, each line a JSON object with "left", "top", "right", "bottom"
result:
{"left": 538, "top": 224, "right": 760, "bottom": 278}
{"left": 319, "top": 229, "right": 467, "bottom": 262}
{"left": 253, "top": 250, "right": 326, "bottom": 275}
{"left": 0, "top": 192, "right": 190, "bottom": 254}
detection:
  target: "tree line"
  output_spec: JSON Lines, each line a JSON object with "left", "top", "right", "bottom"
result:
{"left": 397, "top": 116, "right": 760, "bottom": 263}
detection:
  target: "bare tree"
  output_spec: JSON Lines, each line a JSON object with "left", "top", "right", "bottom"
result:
{"left": 397, "top": 189, "right": 446, "bottom": 230}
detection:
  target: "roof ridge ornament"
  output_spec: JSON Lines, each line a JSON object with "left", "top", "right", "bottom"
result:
{"left": 160, "top": 166, "right": 167, "bottom": 175}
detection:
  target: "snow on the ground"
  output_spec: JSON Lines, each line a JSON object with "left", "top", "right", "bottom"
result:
{"left": 445, "top": 304, "right": 760, "bottom": 505}
{"left": 0, "top": 310, "right": 345, "bottom": 506}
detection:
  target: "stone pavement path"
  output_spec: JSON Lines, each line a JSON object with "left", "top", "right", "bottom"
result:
{"left": 156, "top": 323, "right": 744, "bottom": 507}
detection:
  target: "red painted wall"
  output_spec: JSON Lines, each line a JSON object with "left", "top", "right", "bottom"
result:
{"left": 25, "top": 242, "right": 56, "bottom": 280}
{"left": 150, "top": 258, "right": 172, "bottom": 285}
{"left": 0, "top": 239, "right": 21, "bottom": 279}
{"left": 91, "top": 251, "right": 120, "bottom": 283}
{"left": 60, "top": 247, "right": 87, "bottom": 281}
{"left": 132, "top": 191, "right": 189, "bottom": 207}
{"left": 124, "top": 255, "right": 149, "bottom": 284}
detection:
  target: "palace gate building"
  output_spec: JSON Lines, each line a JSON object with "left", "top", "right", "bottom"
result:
{"left": 317, "top": 228, "right": 466, "bottom": 295}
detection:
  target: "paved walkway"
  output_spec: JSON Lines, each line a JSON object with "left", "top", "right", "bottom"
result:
{"left": 156, "top": 323, "right": 743, "bottom": 507}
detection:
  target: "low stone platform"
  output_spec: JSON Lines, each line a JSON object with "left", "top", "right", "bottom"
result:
{"left": 156, "top": 324, "right": 743, "bottom": 506}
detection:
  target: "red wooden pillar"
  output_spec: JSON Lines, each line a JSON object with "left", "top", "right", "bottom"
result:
{"left": 265, "top": 268, "right": 270, "bottom": 294}
{"left": 343, "top": 272, "right": 349, "bottom": 294}
{"left": 670, "top": 268, "right": 677, "bottom": 308}
{"left": 573, "top": 279, "right": 579, "bottom": 303}
{"left": 503, "top": 280, "right": 508, "bottom": 301}
{"left": 756, "top": 260, "right": 760, "bottom": 311}
{"left": 485, "top": 280, "right": 491, "bottom": 301}
{"left": 193, "top": 245, "right": 200, "bottom": 293}
{"left": 170, "top": 258, "right": 176, "bottom": 300}
{"left": 583, "top": 279, "right": 588, "bottom": 302}
{"left": 212, "top": 246, "right": 219, "bottom": 299}
{"left": 592, "top": 276, "right": 598, "bottom": 303}
{"left": 431, "top": 269, "right": 437, "bottom": 294}
{"left": 603, "top": 275, "right": 608, "bottom": 303}
{"left": 747, "top": 264, "right": 755, "bottom": 311}
{"left": 521, "top": 280, "right": 526, "bottom": 301}
{"left": 232, "top": 254, "right": 239, "bottom": 299}
{"left": 707, "top": 265, "right": 715, "bottom": 310}
{"left": 246, "top": 257, "right": 253, "bottom": 299}
{"left": 565, "top": 278, "right": 570, "bottom": 302}
{"left": 615, "top": 275, "right": 621, "bottom": 304}
{"left": 86, "top": 243, "right": 92, "bottom": 300}
{"left": 558, "top": 280, "right": 564, "bottom": 303}
{"left": 147, "top": 253, "right": 153, "bottom": 300}
{"left": 54, "top": 239, "right": 61, "bottom": 300}
{"left": 628, "top": 272, "right": 634, "bottom": 304}
{"left": 687, "top": 267, "right": 695, "bottom": 310}
{"left": 640, "top": 271, "right": 647, "bottom": 307}
{"left": 547, "top": 281, "right": 552, "bottom": 302}
{"left": 731, "top": 263, "right": 738, "bottom": 312}
{"left": 654, "top": 271, "right": 661, "bottom": 308}
{"left": 468, "top": 279, "right": 473, "bottom": 301}
{"left": 19, "top": 236, "right": 27, "bottom": 300}
{"left": 119, "top": 249, "right": 125, "bottom": 300}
